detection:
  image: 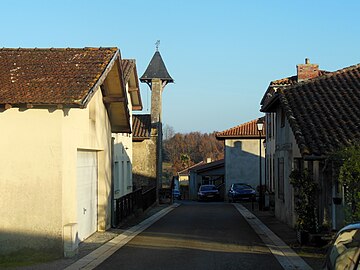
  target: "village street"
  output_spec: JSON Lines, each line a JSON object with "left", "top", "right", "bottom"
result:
{"left": 93, "top": 202, "right": 302, "bottom": 270}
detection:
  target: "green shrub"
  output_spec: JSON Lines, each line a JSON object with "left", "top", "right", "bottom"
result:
{"left": 290, "top": 169, "right": 318, "bottom": 233}
{"left": 337, "top": 143, "right": 360, "bottom": 223}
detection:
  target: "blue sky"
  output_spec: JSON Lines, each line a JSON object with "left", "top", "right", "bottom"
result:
{"left": 1, "top": 0, "right": 360, "bottom": 133}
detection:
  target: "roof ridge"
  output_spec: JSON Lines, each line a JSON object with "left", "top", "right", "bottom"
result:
{"left": 217, "top": 118, "right": 260, "bottom": 135}
{"left": 271, "top": 70, "right": 330, "bottom": 85}
{"left": 290, "top": 63, "right": 360, "bottom": 88}
{"left": 216, "top": 117, "right": 265, "bottom": 138}
{"left": 0, "top": 47, "right": 118, "bottom": 51}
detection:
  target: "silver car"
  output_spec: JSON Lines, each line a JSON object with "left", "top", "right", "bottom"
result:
{"left": 323, "top": 222, "right": 360, "bottom": 270}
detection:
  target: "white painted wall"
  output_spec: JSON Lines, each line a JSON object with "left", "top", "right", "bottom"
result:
{"left": 273, "top": 108, "right": 301, "bottom": 227}
{"left": 113, "top": 133, "right": 133, "bottom": 198}
{"left": 224, "top": 139, "right": 265, "bottom": 199}
{"left": 112, "top": 81, "right": 134, "bottom": 198}
{"left": 0, "top": 86, "right": 114, "bottom": 255}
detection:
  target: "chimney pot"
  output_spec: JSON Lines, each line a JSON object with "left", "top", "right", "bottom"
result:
{"left": 297, "top": 59, "right": 319, "bottom": 82}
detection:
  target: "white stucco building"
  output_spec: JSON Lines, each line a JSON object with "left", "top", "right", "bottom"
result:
{"left": 0, "top": 48, "right": 141, "bottom": 257}
{"left": 216, "top": 118, "right": 265, "bottom": 200}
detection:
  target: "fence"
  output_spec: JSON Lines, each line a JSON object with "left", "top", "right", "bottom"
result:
{"left": 113, "top": 186, "right": 157, "bottom": 227}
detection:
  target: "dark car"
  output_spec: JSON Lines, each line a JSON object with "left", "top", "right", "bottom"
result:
{"left": 323, "top": 222, "right": 360, "bottom": 270}
{"left": 228, "top": 183, "right": 256, "bottom": 202}
{"left": 172, "top": 189, "right": 182, "bottom": 200}
{"left": 198, "top": 184, "right": 220, "bottom": 201}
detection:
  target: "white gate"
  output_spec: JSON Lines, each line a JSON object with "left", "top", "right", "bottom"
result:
{"left": 77, "top": 150, "right": 98, "bottom": 241}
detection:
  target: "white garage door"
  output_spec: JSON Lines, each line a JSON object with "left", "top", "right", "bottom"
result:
{"left": 77, "top": 150, "right": 98, "bottom": 241}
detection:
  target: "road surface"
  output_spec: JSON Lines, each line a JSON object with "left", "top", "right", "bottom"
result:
{"left": 95, "top": 201, "right": 284, "bottom": 270}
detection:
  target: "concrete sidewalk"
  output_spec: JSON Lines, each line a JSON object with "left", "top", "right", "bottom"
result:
{"left": 241, "top": 201, "right": 327, "bottom": 270}
{"left": 12, "top": 204, "right": 172, "bottom": 270}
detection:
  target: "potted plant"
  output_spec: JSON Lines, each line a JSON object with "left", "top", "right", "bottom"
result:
{"left": 290, "top": 169, "right": 318, "bottom": 244}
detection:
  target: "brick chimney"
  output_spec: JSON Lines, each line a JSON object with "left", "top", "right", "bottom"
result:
{"left": 297, "top": 58, "right": 319, "bottom": 82}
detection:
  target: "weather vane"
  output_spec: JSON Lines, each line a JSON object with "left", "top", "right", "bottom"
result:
{"left": 155, "top": 40, "right": 160, "bottom": 51}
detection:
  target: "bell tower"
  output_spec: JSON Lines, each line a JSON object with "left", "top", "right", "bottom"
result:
{"left": 140, "top": 41, "right": 174, "bottom": 124}
{"left": 140, "top": 41, "right": 173, "bottom": 198}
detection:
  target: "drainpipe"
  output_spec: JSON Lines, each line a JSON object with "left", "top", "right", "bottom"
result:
{"left": 111, "top": 137, "right": 115, "bottom": 227}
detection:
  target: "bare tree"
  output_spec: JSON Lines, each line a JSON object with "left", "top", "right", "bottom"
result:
{"left": 163, "top": 124, "right": 175, "bottom": 140}
{"left": 163, "top": 130, "right": 224, "bottom": 173}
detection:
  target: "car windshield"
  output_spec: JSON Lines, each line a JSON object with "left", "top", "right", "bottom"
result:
{"left": 233, "top": 184, "right": 252, "bottom": 191}
{"left": 200, "top": 185, "right": 217, "bottom": 191}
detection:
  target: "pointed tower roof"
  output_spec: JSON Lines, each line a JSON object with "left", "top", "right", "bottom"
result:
{"left": 140, "top": 51, "right": 174, "bottom": 84}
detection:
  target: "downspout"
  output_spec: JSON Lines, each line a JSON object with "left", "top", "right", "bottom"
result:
{"left": 111, "top": 137, "right": 115, "bottom": 227}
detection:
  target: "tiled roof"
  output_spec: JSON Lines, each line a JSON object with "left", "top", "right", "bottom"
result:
{"left": 191, "top": 159, "right": 225, "bottom": 173}
{"left": 132, "top": 114, "right": 151, "bottom": 141}
{"left": 178, "top": 161, "right": 205, "bottom": 175}
{"left": 277, "top": 64, "right": 360, "bottom": 157}
{"left": 261, "top": 70, "right": 330, "bottom": 106}
{"left": 140, "top": 51, "right": 173, "bottom": 84}
{"left": 0, "top": 48, "right": 118, "bottom": 107}
{"left": 216, "top": 117, "right": 266, "bottom": 139}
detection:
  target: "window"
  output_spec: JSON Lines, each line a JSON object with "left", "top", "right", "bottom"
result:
{"left": 127, "top": 161, "right": 132, "bottom": 190}
{"left": 114, "top": 161, "right": 120, "bottom": 198}
{"left": 278, "top": 157, "right": 284, "bottom": 200}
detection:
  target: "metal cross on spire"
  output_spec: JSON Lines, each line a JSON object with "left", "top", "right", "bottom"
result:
{"left": 155, "top": 40, "right": 160, "bottom": 51}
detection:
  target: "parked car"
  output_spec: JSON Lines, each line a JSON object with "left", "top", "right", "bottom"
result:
{"left": 323, "top": 222, "right": 360, "bottom": 270}
{"left": 228, "top": 183, "right": 256, "bottom": 202}
{"left": 198, "top": 184, "right": 220, "bottom": 201}
{"left": 172, "top": 189, "right": 182, "bottom": 200}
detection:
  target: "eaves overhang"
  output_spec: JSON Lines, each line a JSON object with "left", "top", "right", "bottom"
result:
{"left": 98, "top": 50, "right": 131, "bottom": 133}
{"left": 191, "top": 160, "right": 225, "bottom": 174}
{"left": 124, "top": 59, "right": 143, "bottom": 111}
{"left": 260, "top": 93, "right": 280, "bottom": 113}
{"left": 132, "top": 136, "right": 151, "bottom": 142}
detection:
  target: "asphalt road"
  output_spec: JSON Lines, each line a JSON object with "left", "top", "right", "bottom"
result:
{"left": 95, "top": 201, "right": 283, "bottom": 270}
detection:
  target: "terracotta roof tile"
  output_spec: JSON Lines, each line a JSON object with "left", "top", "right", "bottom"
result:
{"left": 132, "top": 114, "right": 151, "bottom": 140}
{"left": 0, "top": 47, "right": 118, "bottom": 107}
{"left": 278, "top": 64, "right": 360, "bottom": 156}
{"left": 216, "top": 117, "right": 266, "bottom": 139}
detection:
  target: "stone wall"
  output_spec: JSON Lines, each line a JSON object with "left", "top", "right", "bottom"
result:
{"left": 132, "top": 135, "right": 157, "bottom": 190}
